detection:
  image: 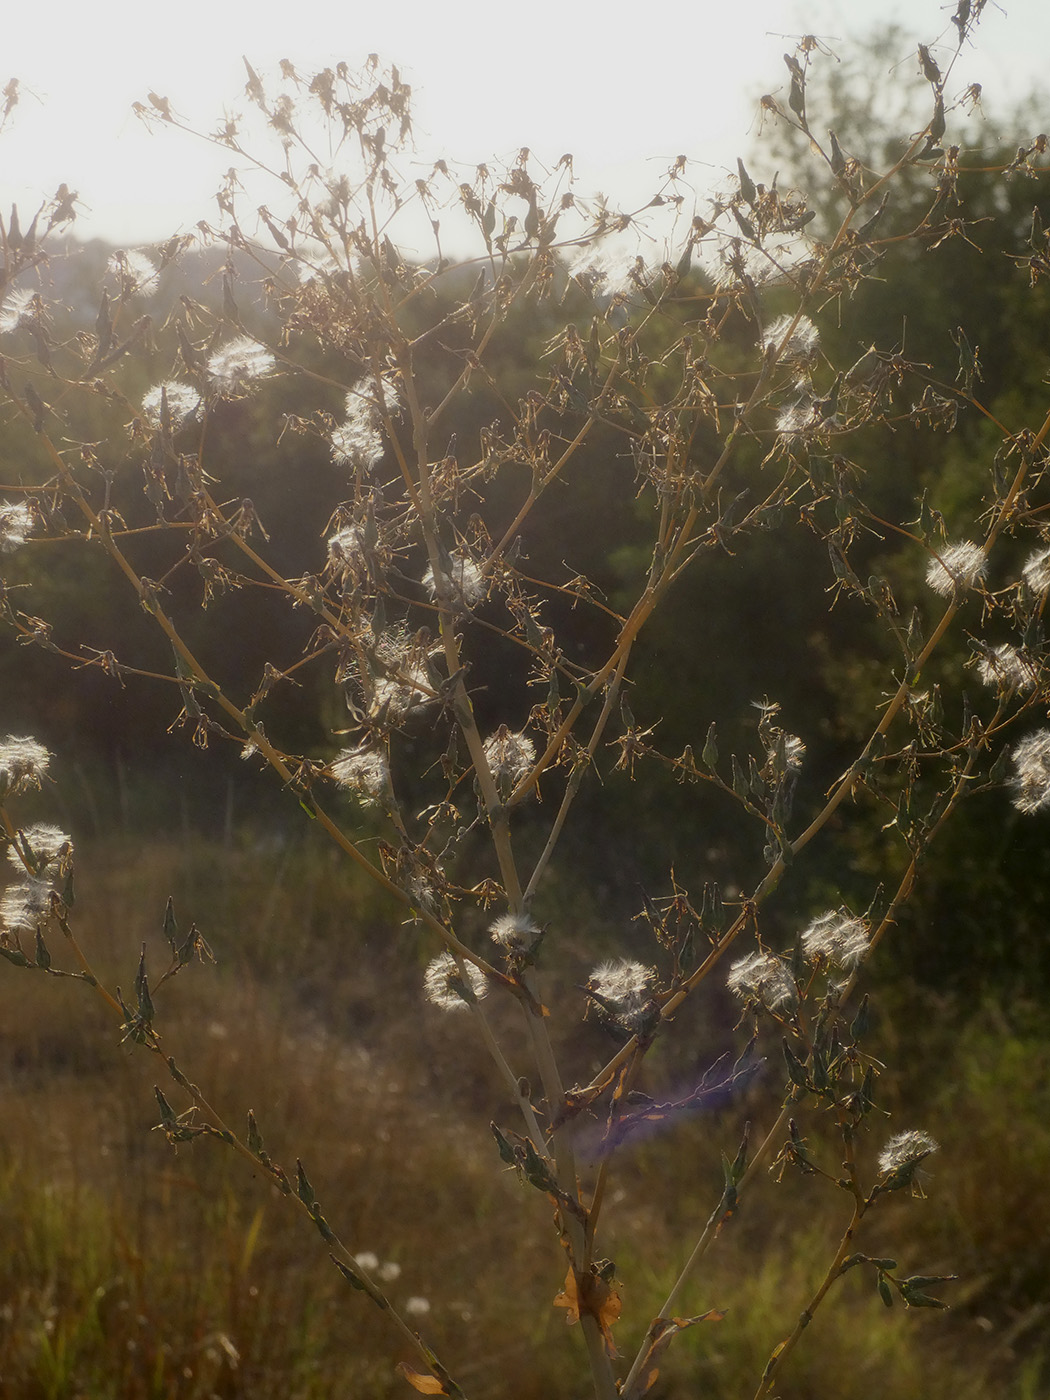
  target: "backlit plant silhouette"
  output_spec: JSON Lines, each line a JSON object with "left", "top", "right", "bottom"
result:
{"left": 2, "top": 5, "right": 1049, "bottom": 1394}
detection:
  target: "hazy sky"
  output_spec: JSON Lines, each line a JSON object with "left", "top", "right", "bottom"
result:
{"left": 2, "top": 0, "right": 1046, "bottom": 247}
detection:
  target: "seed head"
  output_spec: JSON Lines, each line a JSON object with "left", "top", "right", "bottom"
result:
{"left": 207, "top": 336, "right": 276, "bottom": 394}
{"left": 8, "top": 823, "right": 73, "bottom": 877}
{"left": 423, "top": 952, "right": 487, "bottom": 1011}
{"left": 141, "top": 381, "right": 202, "bottom": 429}
{"left": 0, "top": 499, "right": 34, "bottom": 554}
{"left": 330, "top": 746, "right": 389, "bottom": 802}
{"left": 925, "top": 541, "right": 986, "bottom": 598}
{"left": 1022, "top": 545, "right": 1050, "bottom": 597}
{"left": 109, "top": 249, "right": 159, "bottom": 296}
{"left": 587, "top": 958, "right": 656, "bottom": 1012}
{"left": 331, "top": 375, "right": 400, "bottom": 470}
{"left": 0, "top": 736, "right": 51, "bottom": 797}
{"left": 800, "top": 910, "right": 870, "bottom": 969}
{"left": 0, "top": 286, "right": 38, "bottom": 334}
{"left": 0, "top": 876, "right": 52, "bottom": 933}
{"left": 876, "top": 1129, "right": 938, "bottom": 1191}
{"left": 326, "top": 525, "right": 367, "bottom": 579}
{"left": 482, "top": 727, "right": 536, "bottom": 788}
{"left": 1008, "top": 729, "right": 1050, "bottom": 814}
{"left": 727, "top": 950, "right": 797, "bottom": 1011}
{"left": 977, "top": 644, "right": 1037, "bottom": 692}
{"left": 489, "top": 911, "right": 540, "bottom": 955}
{"left": 422, "top": 554, "right": 487, "bottom": 608}
{"left": 763, "top": 313, "right": 819, "bottom": 363}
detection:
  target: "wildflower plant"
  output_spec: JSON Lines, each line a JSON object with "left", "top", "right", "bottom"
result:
{"left": 1, "top": 8, "right": 1049, "bottom": 1396}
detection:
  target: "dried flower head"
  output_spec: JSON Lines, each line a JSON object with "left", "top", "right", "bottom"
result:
{"left": 568, "top": 238, "right": 641, "bottom": 301}
{"left": 587, "top": 958, "right": 657, "bottom": 1014}
{"left": 763, "top": 313, "right": 819, "bottom": 363}
{"left": 8, "top": 823, "right": 73, "bottom": 877}
{"left": 489, "top": 911, "right": 541, "bottom": 955}
{"left": 800, "top": 910, "right": 870, "bottom": 969}
{"left": 109, "top": 249, "right": 159, "bottom": 296}
{"left": 0, "top": 286, "right": 39, "bottom": 334}
{"left": 1021, "top": 545, "right": 1050, "bottom": 597}
{"left": 977, "top": 643, "right": 1038, "bottom": 692}
{"left": 1008, "top": 729, "right": 1050, "bottom": 814}
{"left": 0, "top": 499, "right": 34, "bottom": 554}
{"left": 776, "top": 396, "right": 822, "bottom": 440}
{"left": 727, "top": 950, "right": 797, "bottom": 1011}
{"left": 207, "top": 336, "right": 276, "bottom": 394}
{"left": 482, "top": 727, "right": 536, "bottom": 788}
{"left": 423, "top": 951, "right": 487, "bottom": 1011}
{"left": 422, "top": 554, "right": 487, "bottom": 608}
{"left": 330, "top": 375, "right": 400, "bottom": 470}
{"left": 0, "top": 736, "right": 51, "bottom": 797}
{"left": 0, "top": 876, "right": 53, "bottom": 933}
{"left": 141, "top": 381, "right": 202, "bottom": 429}
{"left": 876, "top": 1129, "right": 938, "bottom": 1191}
{"left": 925, "top": 541, "right": 986, "bottom": 597}
{"left": 326, "top": 525, "right": 367, "bottom": 579}
{"left": 330, "top": 745, "right": 389, "bottom": 802}
{"left": 768, "top": 733, "right": 806, "bottom": 772}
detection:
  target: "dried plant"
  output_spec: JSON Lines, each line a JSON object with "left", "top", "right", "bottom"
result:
{"left": 2, "top": 7, "right": 1049, "bottom": 1395}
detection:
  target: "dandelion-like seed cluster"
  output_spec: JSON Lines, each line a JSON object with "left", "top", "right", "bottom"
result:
{"left": 1008, "top": 729, "right": 1050, "bottom": 814}
{"left": 768, "top": 733, "right": 806, "bottom": 772}
{"left": 1021, "top": 545, "right": 1050, "bottom": 597}
{"left": 422, "top": 554, "right": 487, "bottom": 609}
{"left": 776, "top": 397, "right": 822, "bottom": 441}
{"left": 141, "top": 381, "right": 202, "bottom": 429}
{"left": 977, "top": 643, "right": 1037, "bottom": 692}
{"left": 109, "top": 249, "right": 159, "bottom": 296}
{"left": 587, "top": 959, "right": 657, "bottom": 1021}
{"left": 877, "top": 1129, "right": 938, "bottom": 1177}
{"left": 925, "top": 541, "right": 986, "bottom": 597}
{"left": 0, "top": 500, "right": 34, "bottom": 554}
{"left": 423, "top": 952, "right": 487, "bottom": 1011}
{"left": 0, "top": 736, "right": 51, "bottom": 797}
{"left": 482, "top": 728, "right": 536, "bottom": 787}
{"left": 800, "top": 910, "right": 870, "bottom": 969}
{"left": 762, "top": 313, "right": 820, "bottom": 364}
{"left": 326, "top": 525, "right": 367, "bottom": 580}
{"left": 1, "top": 819, "right": 72, "bottom": 936}
{"left": 568, "top": 239, "right": 641, "bottom": 301}
{"left": 330, "top": 375, "right": 400, "bottom": 470}
{"left": 0, "top": 286, "right": 38, "bottom": 334}
{"left": 727, "top": 950, "right": 797, "bottom": 1011}
{"left": 330, "top": 745, "right": 389, "bottom": 802}
{"left": 206, "top": 336, "right": 276, "bottom": 395}
{"left": 489, "top": 911, "right": 540, "bottom": 956}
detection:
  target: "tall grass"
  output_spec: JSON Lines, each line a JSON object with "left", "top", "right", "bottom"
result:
{"left": 0, "top": 835, "right": 1045, "bottom": 1398}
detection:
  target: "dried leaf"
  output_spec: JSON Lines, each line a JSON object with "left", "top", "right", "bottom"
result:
{"left": 553, "top": 1265, "right": 622, "bottom": 1356}
{"left": 396, "top": 1362, "right": 448, "bottom": 1395}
